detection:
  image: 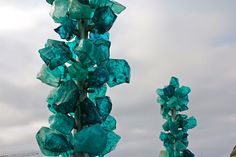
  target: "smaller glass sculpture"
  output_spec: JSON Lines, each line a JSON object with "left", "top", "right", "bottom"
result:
{"left": 156, "top": 77, "right": 197, "bottom": 157}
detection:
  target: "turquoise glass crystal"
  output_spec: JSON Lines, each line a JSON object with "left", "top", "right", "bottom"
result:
{"left": 90, "top": 32, "right": 110, "bottom": 41}
{"left": 87, "top": 66, "right": 109, "bottom": 88}
{"left": 170, "top": 77, "right": 179, "bottom": 88}
{"left": 106, "top": 59, "right": 131, "bottom": 87}
{"left": 37, "top": 64, "right": 65, "bottom": 87}
{"left": 176, "top": 141, "right": 187, "bottom": 151}
{"left": 50, "top": 0, "right": 69, "bottom": 23}
{"left": 92, "top": 6, "right": 117, "bottom": 34}
{"left": 176, "top": 86, "right": 191, "bottom": 97}
{"left": 187, "top": 117, "right": 197, "bottom": 129}
{"left": 39, "top": 39, "right": 72, "bottom": 70}
{"left": 36, "top": 127, "right": 72, "bottom": 156}
{"left": 49, "top": 113, "right": 75, "bottom": 134}
{"left": 94, "top": 39, "right": 111, "bottom": 65}
{"left": 101, "top": 115, "right": 116, "bottom": 131}
{"left": 68, "top": 62, "right": 88, "bottom": 81}
{"left": 107, "top": 0, "right": 126, "bottom": 14}
{"left": 47, "top": 80, "right": 80, "bottom": 114}
{"left": 88, "top": 84, "right": 107, "bottom": 103}
{"left": 55, "top": 17, "right": 76, "bottom": 40}
{"left": 74, "top": 124, "right": 107, "bottom": 155}
{"left": 95, "top": 96, "right": 112, "bottom": 120}
{"left": 99, "top": 131, "right": 121, "bottom": 157}
{"left": 68, "top": 0, "right": 95, "bottom": 19}
{"left": 80, "top": 98, "right": 102, "bottom": 125}
{"left": 74, "top": 39, "right": 95, "bottom": 68}
{"left": 157, "top": 77, "right": 197, "bottom": 157}
{"left": 166, "top": 96, "right": 178, "bottom": 108}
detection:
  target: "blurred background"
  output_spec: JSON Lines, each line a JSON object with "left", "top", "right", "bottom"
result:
{"left": 0, "top": 0, "right": 236, "bottom": 157}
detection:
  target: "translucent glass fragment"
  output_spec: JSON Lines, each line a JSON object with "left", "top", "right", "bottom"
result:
{"left": 36, "top": 127, "right": 72, "bottom": 156}
{"left": 74, "top": 124, "right": 107, "bottom": 155}
{"left": 69, "top": 0, "right": 95, "bottom": 19}
{"left": 106, "top": 59, "right": 130, "bottom": 87}
{"left": 92, "top": 6, "right": 117, "bottom": 34}
{"left": 49, "top": 113, "right": 75, "bottom": 134}
{"left": 50, "top": 0, "right": 69, "bottom": 23}
{"left": 95, "top": 96, "right": 112, "bottom": 120}
{"left": 39, "top": 39, "right": 72, "bottom": 70}
{"left": 37, "top": 64, "right": 66, "bottom": 87}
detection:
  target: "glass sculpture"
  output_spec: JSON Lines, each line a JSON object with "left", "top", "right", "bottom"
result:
{"left": 156, "top": 77, "right": 197, "bottom": 157}
{"left": 36, "top": 0, "right": 130, "bottom": 157}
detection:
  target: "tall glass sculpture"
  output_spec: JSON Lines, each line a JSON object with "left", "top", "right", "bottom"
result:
{"left": 156, "top": 77, "right": 197, "bottom": 157}
{"left": 35, "top": 0, "right": 130, "bottom": 157}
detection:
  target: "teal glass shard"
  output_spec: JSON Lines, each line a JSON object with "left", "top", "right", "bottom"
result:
{"left": 39, "top": 39, "right": 72, "bottom": 70}
{"left": 74, "top": 124, "right": 107, "bottom": 155}
{"left": 69, "top": 0, "right": 95, "bottom": 19}
{"left": 101, "top": 115, "right": 116, "bottom": 131}
{"left": 170, "top": 77, "right": 179, "bottom": 89}
{"left": 92, "top": 6, "right": 117, "bottom": 34}
{"left": 36, "top": 127, "right": 72, "bottom": 156}
{"left": 55, "top": 17, "right": 76, "bottom": 40}
{"left": 50, "top": 0, "right": 69, "bottom": 23}
{"left": 49, "top": 113, "right": 75, "bottom": 134}
{"left": 156, "top": 88, "right": 167, "bottom": 100}
{"left": 68, "top": 62, "right": 88, "bottom": 81}
{"left": 182, "top": 149, "right": 194, "bottom": 157}
{"left": 37, "top": 64, "right": 66, "bottom": 87}
{"left": 181, "top": 136, "right": 189, "bottom": 148}
{"left": 166, "top": 96, "right": 178, "bottom": 108}
{"left": 175, "top": 131, "right": 187, "bottom": 141}
{"left": 88, "top": 84, "right": 107, "bottom": 103}
{"left": 47, "top": 80, "right": 80, "bottom": 114}
{"left": 94, "top": 39, "right": 111, "bottom": 65}
{"left": 169, "top": 121, "right": 179, "bottom": 133}
{"left": 163, "top": 85, "right": 175, "bottom": 98}
{"left": 99, "top": 131, "right": 120, "bottom": 157}
{"left": 175, "top": 114, "right": 188, "bottom": 121}
{"left": 160, "top": 105, "right": 171, "bottom": 119}
{"left": 95, "top": 96, "right": 112, "bottom": 121}
{"left": 162, "top": 121, "right": 170, "bottom": 132}
{"left": 106, "top": 59, "right": 130, "bottom": 87}
{"left": 80, "top": 98, "right": 102, "bottom": 125}
{"left": 107, "top": 0, "right": 126, "bottom": 14}
{"left": 48, "top": 103, "right": 57, "bottom": 114}
{"left": 187, "top": 117, "right": 197, "bottom": 129}
{"left": 176, "top": 86, "right": 191, "bottom": 97}
{"left": 89, "top": 32, "right": 110, "bottom": 41}
{"left": 46, "top": 0, "right": 55, "bottom": 5}
{"left": 176, "top": 141, "right": 187, "bottom": 151}
{"left": 157, "top": 97, "right": 166, "bottom": 105}
{"left": 87, "top": 66, "right": 109, "bottom": 88}
{"left": 160, "top": 132, "right": 167, "bottom": 142}
{"left": 177, "top": 96, "right": 189, "bottom": 111}
{"left": 74, "top": 39, "right": 95, "bottom": 68}
{"left": 66, "top": 37, "right": 80, "bottom": 53}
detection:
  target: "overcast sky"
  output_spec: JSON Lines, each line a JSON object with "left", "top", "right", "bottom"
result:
{"left": 0, "top": 0, "right": 236, "bottom": 157}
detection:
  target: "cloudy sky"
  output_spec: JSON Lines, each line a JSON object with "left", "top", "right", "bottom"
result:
{"left": 0, "top": 0, "right": 236, "bottom": 157}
